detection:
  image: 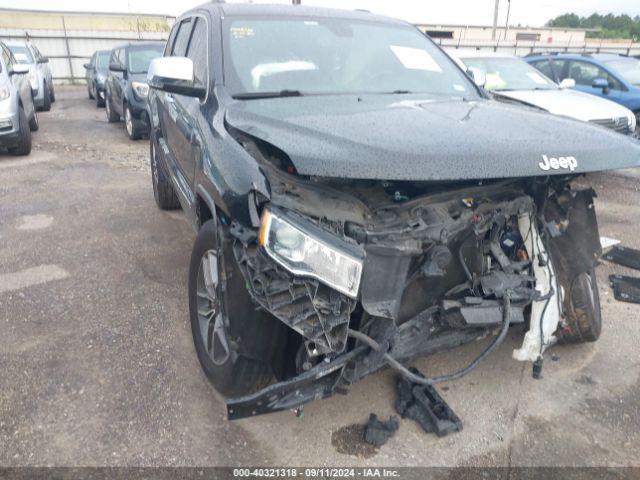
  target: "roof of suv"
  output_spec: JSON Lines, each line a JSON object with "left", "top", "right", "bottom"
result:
{"left": 191, "top": 2, "right": 406, "bottom": 26}
{"left": 527, "top": 52, "right": 629, "bottom": 62}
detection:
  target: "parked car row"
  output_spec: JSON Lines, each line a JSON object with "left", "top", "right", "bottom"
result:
{"left": 0, "top": 40, "right": 53, "bottom": 156}
{"left": 449, "top": 50, "right": 639, "bottom": 136}
{"left": 84, "top": 42, "right": 164, "bottom": 140}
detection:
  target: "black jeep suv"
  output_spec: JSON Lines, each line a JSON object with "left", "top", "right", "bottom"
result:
{"left": 105, "top": 42, "right": 164, "bottom": 140}
{"left": 147, "top": 3, "right": 640, "bottom": 419}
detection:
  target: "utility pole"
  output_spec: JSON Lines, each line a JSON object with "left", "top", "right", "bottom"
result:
{"left": 491, "top": 0, "right": 500, "bottom": 40}
{"left": 504, "top": 0, "right": 512, "bottom": 41}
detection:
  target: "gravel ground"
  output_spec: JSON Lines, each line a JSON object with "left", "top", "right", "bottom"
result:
{"left": 1, "top": 87, "right": 639, "bottom": 468}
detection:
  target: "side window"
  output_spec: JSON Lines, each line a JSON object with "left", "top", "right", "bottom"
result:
{"left": 171, "top": 18, "right": 193, "bottom": 57}
{"left": 567, "top": 60, "right": 622, "bottom": 90}
{"left": 90, "top": 53, "right": 96, "bottom": 67}
{"left": 117, "top": 49, "right": 126, "bottom": 69}
{"left": 186, "top": 18, "right": 208, "bottom": 88}
{"left": 531, "top": 60, "right": 554, "bottom": 80}
{"left": 165, "top": 24, "right": 179, "bottom": 56}
{"left": 109, "top": 50, "right": 118, "bottom": 68}
{"left": 1, "top": 45, "right": 10, "bottom": 69}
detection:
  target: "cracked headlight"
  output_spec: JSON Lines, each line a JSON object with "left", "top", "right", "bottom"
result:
{"left": 132, "top": 81, "right": 149, "bottom": 99}
{"left": 259, "top": 208, "right": 364, "bottom": 298}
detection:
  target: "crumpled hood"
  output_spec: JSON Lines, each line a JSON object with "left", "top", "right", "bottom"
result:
{"left": 225, "top": 94, "right": 640, "bottom": 181}
{"left": 495, "top": 88, "right": 634, "bottom": 123}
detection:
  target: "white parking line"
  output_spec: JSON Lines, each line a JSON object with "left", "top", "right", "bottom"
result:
{"left": 16, "top": 214, "right": 54, "bottom": 231}
{"left": 0, "top": 265, "right": 69, "bottom": 294}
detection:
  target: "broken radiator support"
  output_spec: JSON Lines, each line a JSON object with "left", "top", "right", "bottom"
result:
{"left": 347, "top": 291, "right": 512, "bottom": 387}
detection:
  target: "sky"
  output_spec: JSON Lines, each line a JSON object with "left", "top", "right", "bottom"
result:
{"left": 1, "top": 0, "right": 640, "bottom": 27}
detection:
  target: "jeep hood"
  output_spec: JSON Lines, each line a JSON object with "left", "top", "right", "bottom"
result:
{"left": 225, "top": 94, "right": 640, "bottom": 181}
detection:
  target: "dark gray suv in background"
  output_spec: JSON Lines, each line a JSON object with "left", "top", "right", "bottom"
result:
{"left": 146, "top": 3, "right": 640, "bottom": 420}
{"left": 105, "top": 42, "right": 164, "bottom": 139}
{"left": 84, "top": 49, "right": 110, "bottom": 107}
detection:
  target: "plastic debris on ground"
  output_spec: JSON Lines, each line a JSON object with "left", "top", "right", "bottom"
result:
{"left": 603, "top": 245, "right": 640, "bottom": 270}
{"left": 395, "top": 368, "right": 462, "bottom": 438}
{"left": 610, "top": 274, "right": 640, "bottom": 304}
{"left": 363, "top": 414, "right": 399, "bottom": 446}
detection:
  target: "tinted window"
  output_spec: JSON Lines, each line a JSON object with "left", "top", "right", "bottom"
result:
{"left": 531, "top": 59, "right": 554, "bottom": 80}
{"left": 462, "top": 57, "right": 557, "bottom": 91}
{"left": 172, "top": 19, "right": 193, "bottom": 57}
{"left": 567, "top": 60, "right": 622, "bottom": 90}
{"left": 223, "top": 17, "right": 477, "bottom": 98}
{"left": 8, "top": 45, "right": 33, "bottom": 64}
{"left": 127, "top": 45, "right": 163, "bottom": 74}
{"left": 110, "top": 49, "right": 119, "bottom": 67}
{"left": 187, "top": 18, "right": 208, "bottom": 88}
{"left": 96, "top": 52, "right": 110, "bottom": 70}
{"left": 606, "top": 58, "right": 640, "bottom": 87}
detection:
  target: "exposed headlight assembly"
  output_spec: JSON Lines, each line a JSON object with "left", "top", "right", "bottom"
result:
{"left": 259, "top": 209, "right": 364, "bottom": 298}
{"left": 132, "top": 81, "right": 150, "bottom": 99}
{"left": 0, "top": 84, "right": 9, "bottom": 101}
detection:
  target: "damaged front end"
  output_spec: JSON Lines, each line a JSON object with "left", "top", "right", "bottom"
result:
{"left": 225, "top": 134, "right": 602, "bottom": 419}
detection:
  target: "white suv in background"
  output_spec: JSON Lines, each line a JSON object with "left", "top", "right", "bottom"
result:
{"left": 6, "top": 41, "right": 55, "bottom": 112}
{"left": 452, "top": 51, "right": 637, "bottom": 136}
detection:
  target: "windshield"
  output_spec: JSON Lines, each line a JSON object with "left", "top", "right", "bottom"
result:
{"left": 8, "top": 45, "right": 34, "bottom": 65}
{"left": 96, "top": 52, "right": 110, "bottom": 70}
{"left": 461, "top": 57, "right": 558, "bottom": 92}
{"left": 127, "top": 45, "right": 163, "bottom": 74}
{"left": 222, "top": 16, "right": 477, "bottom": 99}
{"left": 605, "top": 58, "right": 640, "bottom": 86}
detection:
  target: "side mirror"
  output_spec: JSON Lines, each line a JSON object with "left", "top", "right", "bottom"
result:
{"left": 559, "top": 78, "right": 576, "bottom": 89}
{"left": 467, "top": 67, "right": 487, "bottom": 88}
{"left": 147, "top": 57, "right": 206, "bottom": 98}
{"left": 83, "top": 63, "right": 91, "bottom": 70}
{"left": 109, "top": 62, "right": 125, "bottom": 72}
{"left": 592, "top": 77, "right": 609, "bottom": 91}
{"left": 10, "top": 64, "right": 29, "bottom": 75}
{"left": 38, "top": 57, "right": 49, "bottom": 64}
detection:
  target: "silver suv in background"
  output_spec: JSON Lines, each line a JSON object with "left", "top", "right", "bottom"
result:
{"left": 0, "top": 42, "right": 39, "bottom": 155}
{"left": 6, "top": 41, "right": 55, "bottom": 112}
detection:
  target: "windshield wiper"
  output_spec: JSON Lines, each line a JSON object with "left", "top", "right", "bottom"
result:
{"left": 232, "top": 89, "right": 303, "bottom": 100}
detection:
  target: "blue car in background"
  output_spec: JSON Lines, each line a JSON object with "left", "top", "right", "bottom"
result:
{"left": 526, "top": 53, "right": 640, "bottom": 129}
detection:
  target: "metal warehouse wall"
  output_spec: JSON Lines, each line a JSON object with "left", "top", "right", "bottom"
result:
{"left": 0, "top": 8, "right": 174, "bottom": 83}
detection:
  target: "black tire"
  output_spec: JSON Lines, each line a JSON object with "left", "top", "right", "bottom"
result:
{"left": 28, "top": 108, "right": 39, "bottom": 132}
{"left": 41, "top": 83, "right": 51, "bottom": 112}
{"left": 189, "top": 220, "right": 274, "bottom": 397}
{"left": 9, "top": 107, "right": 32, "bottom": 156}
{"left": 150, "top": 140, "right": 180, "bottom": 210}
{"left": 105, "top": 92, "right": 120, "bottom": 123}
{"left": 88, "top": 84, "right": 94, "bottom": 100}
{"left": 557, "top": 268, "right": 602, "bottom": 344}
{"left": 50, "top": 86, "right": 55, "bottom": 103}
{"left": 96, "top": 91, "right": 105, "bottom": 108}
{"left": 124, "top": 105, "right": 141, "bottom": 140}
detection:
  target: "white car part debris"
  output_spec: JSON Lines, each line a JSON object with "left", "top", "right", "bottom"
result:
{"left": 513, "top": 214, "right": 561, "bottom": 362}
{"left": 600, "top": 236, "right": 621, "bottom": 250}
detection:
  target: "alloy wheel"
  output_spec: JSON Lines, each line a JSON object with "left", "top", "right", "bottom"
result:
{"left": 196, "top": 249, "right": 230, "bottom": 366}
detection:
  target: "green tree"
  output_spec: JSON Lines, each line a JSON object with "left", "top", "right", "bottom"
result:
{"left": 546, "top": 12, "right": 640, "bottom": 40}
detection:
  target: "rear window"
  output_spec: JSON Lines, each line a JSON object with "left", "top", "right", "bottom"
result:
{"left": 8, "top": 45, "right": 33, "bottom": 64}
{"left": 128, "top": 45, "right": 164, "bottom": 74}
